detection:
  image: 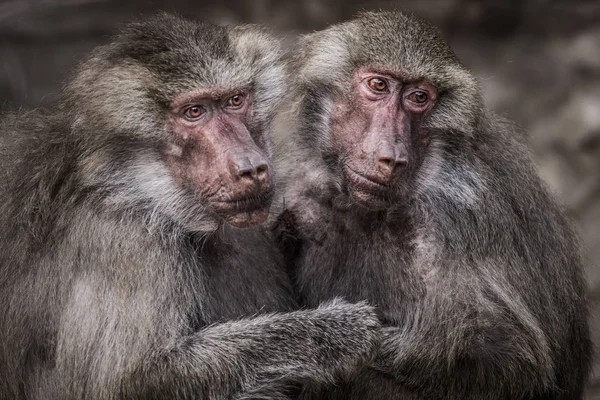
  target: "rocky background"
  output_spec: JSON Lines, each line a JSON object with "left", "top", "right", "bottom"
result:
{"left": 1, "top": 0, "right": 599, "bottom": 396}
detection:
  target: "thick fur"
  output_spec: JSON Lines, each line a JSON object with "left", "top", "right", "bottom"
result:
{"left": 273, "top": 11, "right": 592, "bottom": 400}
{"left": 0, "top": 13, "right": 381, "bottom": 400}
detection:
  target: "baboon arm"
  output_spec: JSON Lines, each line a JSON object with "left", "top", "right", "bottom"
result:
{"left": 372, "top": 266, "right": 554, "bottom": 398}
{"left": 140, "top": 309, "right": 373, "bottom": 398}
{"left": 56, "top": 283, "right": 377, "bottom": 399}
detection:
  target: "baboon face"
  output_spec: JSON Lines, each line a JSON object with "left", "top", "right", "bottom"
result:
{"left": 329, "top": 67, "right": 437, "bottom": 210}
{"left": 293, "top": 11, "right": 482, "bottom": 212}
{"left": 166, "top": 87, "right": 274, "bottom": 228}
{"left": 64, "top": 17, "right": 287, "bottom": 231}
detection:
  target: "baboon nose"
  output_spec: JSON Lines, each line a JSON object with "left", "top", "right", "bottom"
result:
{"left": 229, "top": 152, "right": 270, "bottom": 188}
{"left": 375, "top": 152, "right": 407, "bottom": 180}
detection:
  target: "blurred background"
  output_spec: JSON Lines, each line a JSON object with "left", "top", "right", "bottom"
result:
{"left": 0, "top": 0, "right": 599, "bottom": 396}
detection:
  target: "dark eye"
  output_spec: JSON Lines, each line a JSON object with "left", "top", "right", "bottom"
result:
{"left": 227, "top": 94, "right": 245, "bottom": 108}
{"left": 368, "top": 78, "right": 388, "bottom": 92}
{"left": 407, "top": 91, "right": 429, "bottom": 104}
{"left": 184, "top": 105, "right": 205, "bottom": 120}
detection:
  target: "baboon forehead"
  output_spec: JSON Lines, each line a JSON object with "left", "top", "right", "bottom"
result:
{"left": 117, "top": 15, "right": 230, "bottom": 60}
{"left": 352, "top": 12, "right": 461, "bottom": 81}
{"left": 114, "top": 14, "right": 277, "bottom": 95}
{"left": 299, "top": 11, "right": 464, "bottom": 89}
{"left": 62, "top": 14, "right": 285, "bottom": 129}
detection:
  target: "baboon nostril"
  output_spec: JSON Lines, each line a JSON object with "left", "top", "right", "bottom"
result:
{"left": 238, "top": 169, "right": 254, "bottom": 180}
{"left": 376, "top": 155, "right": 396, "bottom": 173}
{"left": 379, "top": 157, "right": 394, "bottom": 168}
{"left": 256, "top": 164, "right": 268, "bottom": 178}
{"left": 377, "top": 154, "right": 407, "bottom": 170}
{"left": 375, "top": 152, "right": 407, "bottom": 180}
{"left": 396, "top": 157, "right": 408, "bottom": 166}
{"left": 230, "top": 154, "right": 270, "bottom": 184}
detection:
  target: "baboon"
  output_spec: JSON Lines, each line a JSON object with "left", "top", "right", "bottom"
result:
{"left": 0, "top": 13, "right": 381, "bottom": 400}
{"left": 273, "top": 11, "right": 592, "bottom": 400}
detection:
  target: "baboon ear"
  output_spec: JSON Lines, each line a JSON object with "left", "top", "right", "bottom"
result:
{"left": 296, "top": 26, "right": 355, "bottom": 88}
{"left": 229, "top": 25, "right": 282, "bottom": 65}
{"left": 227, "top": 24, "right": 286, "bottom": 96}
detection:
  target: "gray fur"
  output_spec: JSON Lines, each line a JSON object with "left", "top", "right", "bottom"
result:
{"left": 0, "top": 13, "right": 381, "bottom": 400}
{"left": 273, "top": 11, "right": 592, "bottom": 400}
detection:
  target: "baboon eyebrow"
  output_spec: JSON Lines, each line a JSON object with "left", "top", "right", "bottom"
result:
{"left": 171, "top": 84, "right": 253, "bottom": 108}
{"left": 356, "top": 66, "right": 423, "bottom": 83}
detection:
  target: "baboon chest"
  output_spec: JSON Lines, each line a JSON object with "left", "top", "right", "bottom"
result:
{"left": 293, "top": 206, "right": 425, "bottom": 322}
{"left": 195, "top": 228, "right": 296, "bottom": 324}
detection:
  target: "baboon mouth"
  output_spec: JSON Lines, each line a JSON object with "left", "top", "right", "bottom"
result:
{"left": 210, "top": 192, "right": 273, "bottom": 228}
{"left": 346, "top": 168, "right": 392, "bottom": 192}
{"left": 210, "top": 190, "right": 274, "bottom": 214}
{"left": 345, "top": 168, "right": 397, "bottom": 209}
{"left": 349, "top": 169, "right": 389, "bottom": 186}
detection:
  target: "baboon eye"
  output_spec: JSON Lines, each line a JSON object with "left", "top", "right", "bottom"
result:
{"left": 184, "top": 105, "right": 205, "bottom": 120}
{"left": 227, "top": 94, "right": 245, "bottom": 108}
{"left": 407, "top": 91, "right": 429, "bottom": 104}
{"left": 368, "top": 78, "right": 388, "bottom": 92}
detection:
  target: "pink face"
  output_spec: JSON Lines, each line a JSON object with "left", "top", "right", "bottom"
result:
{"left": 166, "top": 87, "right": 274, "bottom": 228}
{"left": 330, "top": 68, "right": 438, "bottom": 209}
